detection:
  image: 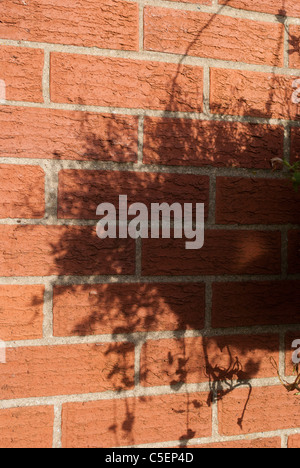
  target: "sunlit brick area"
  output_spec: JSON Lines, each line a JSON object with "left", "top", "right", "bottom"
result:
{"left": 0, "top": 0, "right": 299, "bottom": 449}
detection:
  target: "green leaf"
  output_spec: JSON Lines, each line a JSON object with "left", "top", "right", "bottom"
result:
{"left": 292, "top": 171, "right": 300, "bottom": 191}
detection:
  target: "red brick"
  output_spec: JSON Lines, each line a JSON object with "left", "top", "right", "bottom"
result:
{"left": 219, "top": 0, "right": 300, "bottom": 18}
{"left": 50, "top": 53, "right": 203, "bottom": 112}
{"left": 143, "top": 117, "right": 284, "bottom": 169}
{"left": 191, "top": 437, "right": 281, "bottom": 448}
{"left": 0, "top": 285, "right": 44, "bottom": 341}
{"left": 290, "top": 127, "right": 300, "bottom": 164}
{"left": 144, "top": 7, "right": 284, "bottom": 67}
{"left": 58, "top": 170, "right": 209, "bottom": 219}
{"left": 0, "top": 0, "right": 138, "bottom": 51}
{"left": 53, "top": 283, "right": 205, "bottom": 337}
{"left": 210, "top": 68, "right": 300, "bottom": 120}
{"left": 288, "top": 230, "right": 300, "bottom": 274}
{"left": 0, "top": 226, "right": 135, "bottom": 277}
{"left": 288, "top": 434, "right": 300, "bottom": 448}
{"left": 142, "top": 231, "right": 281, "bottom": 276}
{"left": 219, "top": 385, "right": 300, "bottom": 436}
{"left": 0, "top": 46, "right": 43, "bottom": 102}
{"left": 216, "top": 177, "right": 300, "bottom": 225}
{"left": 0, "top": 165, "right": 45, "bottom": 218}
{"left": 0, "top": 106, "right": 138, "bottom": 162}
{"left": 212, "top": 281, "right": 300, "bottom": 328}
{"left": 140, "top": 335, "right": 279, "bottom": 387}
{"left": 164, "top": 0, "right": 211, "bottom": 4}
{"left": 289, "top": 26, "right": 300, "bottom": 69}
{"left": 0, "top": 342, "right": 134, "bottom": 399}
{"left": 62, "top": 392, "right": 212, "bottom": 447}
{"left": 0, "top": 406, "right": 54, "bottom": 448}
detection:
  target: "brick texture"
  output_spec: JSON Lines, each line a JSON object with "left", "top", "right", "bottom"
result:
{"left": 288, "top": 434, "right": 300, "bottom": 449}
{"left": 216, "top": 177, "right": 300, "bottom": 225}
{"left": 0, "top": 106, "right": 138, "bottom": 162}
{"left": 289, "top": 26, "right": 300, "bottom": 69}
{"left": 0, "top": 46, "right": 44, "bottom": 102}
{"left": 212, "top": 281, "right": 300, "bottom": 328}
{"left": 210, "top": 68, "right": 300, "bottom": 120}
{"left": 58, "top": 170, "right": 209, "bottom": 219}
{"left": 191, "top": 437, "right": 282, "bottom": 448}
{"left": 291, "top": 127, "right": 300, "bottom": 163}
{"left": 53, "top": 283, "right": 206, "bottom": 337}
{"left": 0, "top": 164, "right": 45, "bottom": 218}
{"left": 140, "top": 335, "right": 279, "bottom": 387}
{"left": 0, "top": 407, "right": 54, "bottom": 449}
{"left": 218, "top": 0, "right": 300, "bottom": 18}
{"left": 1, "top": 0, "right": 299, "bottom": 449}
{"left": 144, "top": 7, "right": 284, "bottom": 67}
{"left": 50, "top": 53, "right": 203, "bottom": 111}
{"left": 62, "top": 392, "right": 212, "bottom": 448}
{"left": 288, "top": 230, "right": 300, "bottom": 274}
{"left": 0, "top": 285, "right": 44, "bottom": 341}
{"left": 0, "top": 342, "right": 134, "bottom": 399}
{"left": 0, "top": 226, "right": 135, "bottom": 277}
{"left": 142, "top": 231, "right": 281, "bottom": 276}
{"left": 166, "top": 0, "right": 212, "bottom": 4}
{"left": 0, "top": 0, "right": 139, "bottom": 51}
{"left": 219, "top": 386, "right": 300, "bottom": 435}
{"left": 143, "top": 117, "right": 284, "bottom": 169}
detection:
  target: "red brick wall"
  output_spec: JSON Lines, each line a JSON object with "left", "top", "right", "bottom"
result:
{"left": 0, "top": 0, "right": 299, "bottom": 448}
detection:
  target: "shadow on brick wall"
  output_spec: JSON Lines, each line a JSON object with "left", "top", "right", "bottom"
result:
{"left": 29, "top": 0, "right": 300, "bottom": 447}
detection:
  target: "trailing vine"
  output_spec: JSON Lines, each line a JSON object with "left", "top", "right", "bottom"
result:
{"left": 270, "top": 358, "right": 300, "bottom": 396}
{"left": 271, "top": 158, "right": 300, "bottom": 191}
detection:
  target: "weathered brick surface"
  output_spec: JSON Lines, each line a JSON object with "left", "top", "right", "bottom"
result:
{"left": 0, "top": 407, "right": 54, "bottom": 449}
{"left": 0, "top": 285, "right": 44, "bottom": 341}
{"left": 0, "top": 0, "right": 139, "bottom": 51}
{"left": 216, "top": 177, "right": 300, "bottom": 225}
{"left": 289, "top": 26, "right": 300, "bottom": 69}
{"left": 140, "top": 335, "right": 279, "bottom": 387}
{"left": 144, "top": 7, "right": 284, "bottom": 67}
{"left": 190, "top": 438, "right": 282, "bottom": 448}
{"left": 0, "top": 106, "right": 138, "bottom": 161}
{"left": 219, "top": 386, "right": 300, "bottom": 435}
{"left": 0, "top": 164, "right": 45, "bottom": 218}
{"left": 58, "top": 170, "right": 209, "bottom": 219}
{"left": 0, "top": 226, "right": 135, "bottom": 277}
{"left": 53, "top": 283, "right": 206, "bottom": 337}
{"left": 288, "top": 434, "right": 300, "bottom": 449}
{"left": 212, "top": 281, "right": 300, "bottom": 328}
{"left": 62, "top": 392, "right": 212, "bottom": 448}
{"left": 0, "top": 342, "right": 134, "bottom": 399}
{"left": 291, "top": 127, "right": 300, "bottom": 163}
{"left": 0, "top": 46, "right": 44, "bottom": 102}
{"left": 143, "top": 117, "right": 284, "bottom": 169}
{"left": 142, "top": 231, "right": 281, "bottom": 276}
{"left": 288, "top": 230, "right": 300, "bottom": 274}
{"left": 210, "top": 68, "right": 300, "bottom": 120}
{"left": 51, "top": 53, "right": 203, "bottom": 112}
{"left": 166, "top": 0, "right": 212, "bottom": 4}
{"left": 219, "top": 0, "right": 300, "bottom": 17}
{"left": 1, "top": 0, "right": 299, "bottom": 449}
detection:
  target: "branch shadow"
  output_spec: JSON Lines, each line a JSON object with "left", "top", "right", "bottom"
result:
{"left": 19, "top": 0, "right": 300, "bottom": 447}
